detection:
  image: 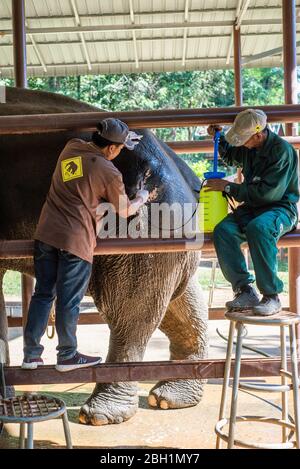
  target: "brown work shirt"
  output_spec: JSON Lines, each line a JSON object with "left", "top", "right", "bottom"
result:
{"left": 34, "top": 138, "right": 129, "bottom": 263}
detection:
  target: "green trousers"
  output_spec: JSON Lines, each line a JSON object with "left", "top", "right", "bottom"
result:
{"left": 213, "top": 206, "right": 296, "bottom": 295}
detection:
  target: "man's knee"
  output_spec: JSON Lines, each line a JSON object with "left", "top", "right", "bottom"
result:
{"left": 245, "top": 218, "right": 272, "bottom": 239}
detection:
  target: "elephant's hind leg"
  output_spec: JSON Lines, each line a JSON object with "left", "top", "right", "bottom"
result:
{"left": 148, "top": 275, "right": 208, "bottom": 410}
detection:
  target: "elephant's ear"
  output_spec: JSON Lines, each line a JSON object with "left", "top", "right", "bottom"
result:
{"left": 157, "top": 139, "right": 201, "bottom": 195}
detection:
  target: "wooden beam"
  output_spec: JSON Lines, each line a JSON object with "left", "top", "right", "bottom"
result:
{"left": 167, "top": 137, "right": 300, "bottom": 153}
{"left": 1, "top": 231, "right": 300, "bottom": 260}
{"left": 3, "top": 105, "right": 300, "bottom": 134}
{"left": 5, "top": 358, "right": 299, "bottom": 385}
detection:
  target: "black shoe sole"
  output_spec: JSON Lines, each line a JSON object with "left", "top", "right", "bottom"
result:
{"left": 253, "top": 306, "right": 282, "bottom": 317}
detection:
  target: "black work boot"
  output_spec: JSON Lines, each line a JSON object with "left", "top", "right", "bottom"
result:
{"left": 226, "top": 285, "right": 260, "bottom": 311}
{"left": 253, "top": 294, "right": 282, "bottom": 316}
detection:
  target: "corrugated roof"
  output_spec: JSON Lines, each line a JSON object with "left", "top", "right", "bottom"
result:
{"left": 0, "top": 0, "right": 300, "bottom": 78}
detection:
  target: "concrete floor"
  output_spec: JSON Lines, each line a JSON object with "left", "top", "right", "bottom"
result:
{"left": 0, "top": 378, "right": 295, "bottom": 449}
{"left": 1, "top": 274, "right": 294, "bottom": 449}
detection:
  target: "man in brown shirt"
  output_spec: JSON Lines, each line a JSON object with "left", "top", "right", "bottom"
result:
{"left": 22, "top": 118, "right": 149, "bottom": 372}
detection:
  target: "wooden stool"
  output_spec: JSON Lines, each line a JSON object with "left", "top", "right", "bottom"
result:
{"left": 215, "top": 310, "right": 300, "bottom": 449}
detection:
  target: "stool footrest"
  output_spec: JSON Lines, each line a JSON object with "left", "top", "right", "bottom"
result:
{"left": 239, "top": 382, "right": 292, "bottom": 393}
{"left": 215, "top": 416, "right": 296, "bottom": 449}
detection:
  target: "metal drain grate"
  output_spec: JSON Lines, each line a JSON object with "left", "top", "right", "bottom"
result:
{"left": 0, "top": 395, "right": 63, "bottom": 419}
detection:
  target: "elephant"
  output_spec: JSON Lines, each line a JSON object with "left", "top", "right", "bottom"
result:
{"left": 0, "top": 87, "right": 208, "bottom": 425}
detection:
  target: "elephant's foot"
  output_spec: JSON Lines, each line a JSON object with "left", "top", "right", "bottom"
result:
{"left": 79, "top": 382, "right": 138, "bottom": 426}
{"left": 148, "top": 379, "right": 205, "bottom": 410}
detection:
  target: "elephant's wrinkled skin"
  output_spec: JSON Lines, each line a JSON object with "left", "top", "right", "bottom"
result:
{"left": 0, "top": 88, "right": 208, "bottom": 425}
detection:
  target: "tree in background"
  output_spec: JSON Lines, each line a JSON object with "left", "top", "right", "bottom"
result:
{"left": 1, "top": 67, "right": 287, "bottom": 176}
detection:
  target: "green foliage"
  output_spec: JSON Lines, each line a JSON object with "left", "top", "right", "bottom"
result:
{"left": 187, "top": 159, "right": 210, "bottom": 179}
{"left": 3, "top": 270, "right": 21, "bottom": 296}
{"left": 1, "top": 67, "right": 289, "bottom": 111}
{"left": 243, "top": 68, "right": 285, "bottom": 105}
{"left": 3, "top": 67, "right": 288, "bottom": 178}
{"left": 2, "top": 67, "right": 291, "bottom": 143}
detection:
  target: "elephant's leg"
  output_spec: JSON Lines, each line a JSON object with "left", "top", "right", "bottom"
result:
{"left": 148, "top": 275, "right": 208, "bottom": 409}
{"left": 79, "top": 294, "right": 172, "bottom": 426}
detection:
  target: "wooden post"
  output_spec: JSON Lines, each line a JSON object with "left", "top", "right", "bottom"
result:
{"left": 282, "top": 0, "right": 300, "bottom": 352}
{"left": 12, "top": 0, "right": 33, "bottom": 329}
{"left": 233, "top": 25, "right": 243, "bottom": 184}
{"left": 21, "top": 275, "right": 34, "bottom": 329}
{"left": 233, "top": 25, "right": 243, "bottom": 107}
{"left": 12, "top": 0, "right": 27, "bottom": 88}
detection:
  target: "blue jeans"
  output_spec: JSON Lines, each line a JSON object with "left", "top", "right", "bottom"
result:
{"left": 24, "top": 240, "right": 92, "bottom": 360}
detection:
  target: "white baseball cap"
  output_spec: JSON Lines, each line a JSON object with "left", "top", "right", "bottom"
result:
{"left": 225, "top": 109, "right": 267, "bottom": 147}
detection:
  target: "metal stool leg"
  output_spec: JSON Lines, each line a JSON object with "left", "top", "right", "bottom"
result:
{"left": 26, "top": 422, "right": 34, "bottom": 449}
{"left": 289, "top": 324, "right": 300, "bottom": 448}
{"left": 208, "top": 259, "right": 217, "bottom": 308}
{"left": 280, "top": 325, "right": 288, "bottom": 443}
{"left": 19, "top": 422, "right": 26, "bottom": 449}
{"left": 62, "top": 411, "right": 73, "bottom": 449}
{"left": 216, "top": 320, "right": 235, "bottom": 449}
{"left": 228, "top": 322, "right": 244, "bottom": 449}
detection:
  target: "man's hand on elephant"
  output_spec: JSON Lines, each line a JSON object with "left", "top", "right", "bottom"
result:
{"left": 207, "top": 125, "right": 223, "bottom": 137}
{"left": 136, "top": 189, "right": 149, "bottom": 204}
{"left": 204, "top": 179, "right": 228, "bottom": 192}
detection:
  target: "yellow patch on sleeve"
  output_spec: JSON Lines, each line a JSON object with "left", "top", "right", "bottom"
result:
{"left": 61, "top": 156, "right": 83, "bottom": 182}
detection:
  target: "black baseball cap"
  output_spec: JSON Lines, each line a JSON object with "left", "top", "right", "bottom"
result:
{"left": 97, "top": 118, "right": 142, "bottom": 150}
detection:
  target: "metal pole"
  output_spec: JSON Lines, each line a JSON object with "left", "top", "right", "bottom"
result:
{"left": 227, "top": 322, "right": 244, "bottom": 448}
{"left": 282, "top": 0, "right": 297, "bottom": 137}
{"left": 1, "top": 232, "right": 300, "bottom": 259}
{"left": 233, "top": 25, "right": 243, "bottom": 184}
{"left": 289, "top": 324, "right": 300, "bottom": 447}
{"left": 3, "top": 105, "right": 300, "bottom": 135}
{"left": 233, "top": 26, "right": 243, "bottom": 107}
{"left": 216, "top": 321, "right": 235, "bottom": 449}
{"left": 12, "top": 0, "right": 27, "bottom": 88}
{"left": 282, "top": 1, "right": 300, "bottom": 353}
{"left": 21, "top": 275, "right": 34, "bottom": 330}
{"left": 12, "top": 0, "right": 32, "bottom": 334}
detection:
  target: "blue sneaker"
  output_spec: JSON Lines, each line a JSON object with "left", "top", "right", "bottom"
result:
{"left": 55, "top": 352, "right": 102, "bottom": 372}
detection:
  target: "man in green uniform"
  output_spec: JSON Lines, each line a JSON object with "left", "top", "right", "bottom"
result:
{"left": 206, "top": 109, "right": 299, "bottom": 316}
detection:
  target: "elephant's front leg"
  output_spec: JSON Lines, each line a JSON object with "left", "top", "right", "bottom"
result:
{"left": 79, "top": 327, "right": 159, "bottom": 426}
{"left": 148, "top": 276, "right": 208, "bottom": 409}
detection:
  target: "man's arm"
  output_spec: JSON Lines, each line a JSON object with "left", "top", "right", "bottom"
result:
{"left": 227, "top": 148, "right": 293, "bottom": 206}
{"left": 207, "top": 125, "right": 247, "bottom": 166}
{"left": 218, "top": 132, "right": 248, "bottom": 167}
{"left": 106, "top": 175, "right": 148, "bottom": 218}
